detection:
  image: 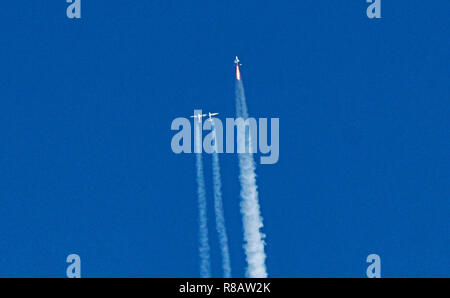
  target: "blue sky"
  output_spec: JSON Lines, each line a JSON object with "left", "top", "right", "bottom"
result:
{"left": 0, "top": 1, "right": 448, "bottom": 277}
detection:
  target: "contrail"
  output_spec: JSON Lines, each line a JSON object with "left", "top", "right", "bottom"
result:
{"left": 211, "top": 122, "right": 232, "bottom": 278}
{"left": 194, "top": 120, "right": 211, "bottom": 278}
{"left": 234, "top": 61, "right": 268, "bottom": 278}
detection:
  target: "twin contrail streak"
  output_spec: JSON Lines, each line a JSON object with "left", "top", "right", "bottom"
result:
{"left": 235, "top": 65, "right": 268, "bottom": 278}
{"left": 211, "top": 123, "right": 232, "bottom": 278}
{"left": 194, "top": 121, "right": 211, "bottom": 278}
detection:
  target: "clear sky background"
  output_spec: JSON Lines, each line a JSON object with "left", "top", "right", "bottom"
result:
{"left": 0, "top": 1, "right": 448, "bottom": 277}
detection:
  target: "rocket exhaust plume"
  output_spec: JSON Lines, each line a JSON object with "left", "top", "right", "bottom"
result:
{"left": 234, "top": 63, "right": 268, "bottom": 277}
{"left": 194, "top": 120, "right": 211, "bottom": 278}
{"left": 211, "top": 122, "right": 232, "bottom": 278}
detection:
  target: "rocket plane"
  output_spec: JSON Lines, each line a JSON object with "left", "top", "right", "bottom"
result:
{"left": 234, "top": 56, "right": 241, "bottom": 81}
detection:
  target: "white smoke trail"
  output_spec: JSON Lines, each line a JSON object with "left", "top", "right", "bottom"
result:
{"left": 194, "top": 121, "right": 211, "bottom": 278}
{"left": 211, "top": 123, "right": 232, "bottom": 278}
{"left": 235, "top": 76, "right": 268, "bottom": 278}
